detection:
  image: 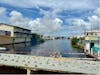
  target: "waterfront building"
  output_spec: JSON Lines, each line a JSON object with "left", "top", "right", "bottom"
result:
{"left": 0, "top": 23, "right": 32, "bottom": 44}
{"left": 84, "top": 30, "right": 100, "bottom": 59}
{"left": 42, "top": 35, "right": 55, "bottom": 40}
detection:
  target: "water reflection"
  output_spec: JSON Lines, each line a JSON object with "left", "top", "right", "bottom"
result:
{"left": 0, "top": 43, "right": 31, "bottom": 54}
{"left": 30, "top": 39, "right": 85, "bottom": 57}
{"left": 0, "top": 39, "right": 85, "bottom": 57}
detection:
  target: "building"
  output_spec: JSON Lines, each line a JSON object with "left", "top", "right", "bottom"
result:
{"left": 84, "top": 30, "right": 100, "bottom": 59}
{"left": 42, "top": 35, "right": 55, "bottom": 40}
{"left": 0, "top": 23, "right": 31, "bottom": 44}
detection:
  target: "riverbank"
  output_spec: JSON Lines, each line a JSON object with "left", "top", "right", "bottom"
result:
{"left": 71, "top": 37, "right": 84, "bottom": 50}
{"left": 31, "top": 33, "right": 45, "bottom": 45}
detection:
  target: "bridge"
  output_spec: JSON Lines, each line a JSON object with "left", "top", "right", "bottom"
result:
{"left": 0, "top": 53, "right": 100, "bottom": 75}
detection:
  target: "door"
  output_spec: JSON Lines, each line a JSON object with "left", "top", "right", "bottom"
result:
{"left": 90, "top": 42, "right": 94, "bottom": 49}
{"left": 90, "top": 42, "right": 94, "bottom": 53}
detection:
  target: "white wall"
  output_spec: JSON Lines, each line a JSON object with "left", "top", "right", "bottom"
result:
{"left": 85, "top": 42, "right": 90, "bottom": 50}
{"left": 0, "top": 24, "right": 14, "bottom": 37}
{"left": 26, "top": 38, "right": 31, "bottom": 42}
{"left": 14, "top": 37, "right": 26, "bottom": 43}
{"left": 84, "top": 42, "right": 90, "bottom": 54}
{"left": 14, "top": 37, "right": 31, "bottom": 43}
{"left": 0, "top": 30, "right": 5, "bottom": 36}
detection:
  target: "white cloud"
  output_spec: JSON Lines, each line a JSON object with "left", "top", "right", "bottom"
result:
{"left": 94, "top": 8, "right": 100, "bottom": 17}
{"left": 88, "top": 15, "right": 100, "bottom": 30}
{"left": 7, "top": 7, "right": 100, "bottom": 36}
{"left": 0, "top": 0, "right": 99, "bottom": 13}
{"left": 29, "top": 14, "right": 63, "bottom": 34}
{"left": 66, "top": 18, "right": 90, "bottom": 31}
{"left": 88, "top": 8, "right": 100, "bottom": 30}
{"left": 66, "top": 8, "right": 100, "bottom": 34}
{"left": 0, "top": 5, "right": 63, "bottom": 35}
{"left": 10, "top": 11, "right": 22, "bottom": 17}
{"left": 0, "top": 7, "right": 6, "bottom": 16}
{"left": 9, "top": 10, "right": 63, "bottom": 34}
{"left": 9, "top": 11, "right": 30, "bottom": 28}
{"left": 0, "top": 0, "right": 100, "bottom": 36}
{"left": 0, "top": 7, "right": 10, "bottom": 23}
{"left": 67, "top": 18, "right": 87, "bottom": 26}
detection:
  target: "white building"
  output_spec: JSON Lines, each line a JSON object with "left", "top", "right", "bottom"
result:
{"left": 84, "top": 30, "right": 100, "bottom": 59}
{"left": 0, "top": 23, "right": 32, "bottom": 44}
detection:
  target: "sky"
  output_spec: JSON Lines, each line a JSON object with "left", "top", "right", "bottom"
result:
{"left": 0, "top": 0, "right": 100, "bottom": 36}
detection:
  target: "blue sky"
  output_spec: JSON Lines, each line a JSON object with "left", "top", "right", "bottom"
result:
{"left": 0, "top": 0, "right": 100, "bottom": 36}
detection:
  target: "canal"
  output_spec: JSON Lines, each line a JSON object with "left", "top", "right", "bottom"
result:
{"left": 0, "top": 39, "right": 86, "bottom": 74}
{"left": 0, "top": 39, "right": 85, "bottom": 58}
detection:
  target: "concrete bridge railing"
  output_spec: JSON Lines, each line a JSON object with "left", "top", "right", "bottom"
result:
{"left": 0, "top": 53, "right": 100, "bottom": 75}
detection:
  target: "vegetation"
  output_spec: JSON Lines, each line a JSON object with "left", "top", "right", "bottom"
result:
{"left": 31, "top": 33, "right": 45, "bottom": 45}
{"left": 71, "top": 37, "right": 84, "bottom": 49}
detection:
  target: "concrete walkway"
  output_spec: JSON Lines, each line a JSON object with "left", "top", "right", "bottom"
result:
{"left": 0, "top": 53, "right": 100, "bottom": 75}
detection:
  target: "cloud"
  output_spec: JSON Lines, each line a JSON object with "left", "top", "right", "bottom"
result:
{"left": 29, "top": 14, "right": 63, "bottom": 34}
{"left": 0, "top": 0, "right": 100, "bottom": 36}
{"left": 0, "top": 7, "right": 9, "bottom": 23}
{"left": 0, "top": 0, "right": 100, "bottom": 13}
{"left": 67, "top": 18, "right": 87, "bottom": 26}
{"left": 8, "top": 10, "right": 63, "bottom": 34}
{"left": 87, "top": 8, "right": 100, "bottom": 30}
{"left": 94, "top": 8, "right": 100, "bottom": 17}
{"left": 88, "top": 15, "right": 100, "bottom": 30}
{"left": 0, "top": 7, "right": 6, "bottom": 16}
{"left": 9, "top": 11, "right": 30, "bottom": 28}
{"left": 0, "top": 6, "right": 63, "bottom": 35}
{"left": 65, "top": 8, "right": 100, "bottom": 33}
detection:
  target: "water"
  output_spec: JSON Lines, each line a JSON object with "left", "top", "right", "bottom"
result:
{"left": 0, "top": 39, "right": 86, "bottom": 74}
{"left": 0, "top": 39, "right": 85, "bottom": 58}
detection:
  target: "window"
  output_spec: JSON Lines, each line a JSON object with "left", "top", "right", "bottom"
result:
{"left": 86, "top": 33, "right": 88, "bottom": 36}
{"left": 5, "top": 31, "right": 11, "bottom": 36}
{"left": 91, "top": 32, "right": 93, "bottom": 35}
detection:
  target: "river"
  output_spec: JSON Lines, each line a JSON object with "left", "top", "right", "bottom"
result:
{"left": 0, "top": 39, "right": 85, "bottom": 58}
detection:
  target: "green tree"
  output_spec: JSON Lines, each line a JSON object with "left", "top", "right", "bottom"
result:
{"left": 71, "top": 37, "right": 79, "bottom": 46}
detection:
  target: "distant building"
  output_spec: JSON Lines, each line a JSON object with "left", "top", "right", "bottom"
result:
{"left": 42, "top": 35, "right": 55, "bottom": 40}
{"left": 0, "top": 23, "right": 31, "bottom": 44}
{"left": 84, "top": 30, "right": 100, "bottom": 59}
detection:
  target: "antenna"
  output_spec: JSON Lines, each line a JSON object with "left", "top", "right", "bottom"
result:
{"left": 91, "top": 23, "right": 92, "bottom": 32}
{"left": 98, "top": 23, "right": 100, "bottom": 49}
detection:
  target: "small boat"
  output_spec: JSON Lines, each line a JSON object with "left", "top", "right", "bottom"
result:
{"left": 0, "top": 47, "right": 6, "bottom": 50}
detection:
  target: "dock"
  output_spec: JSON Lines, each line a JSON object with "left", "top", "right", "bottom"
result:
{"left": 0, "top": 53, "right": 100, "bottom": 75}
